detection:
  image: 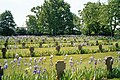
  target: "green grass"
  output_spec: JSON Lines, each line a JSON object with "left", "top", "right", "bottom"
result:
{"left": 0, "top": 51, "right": 120, "bottom": 80}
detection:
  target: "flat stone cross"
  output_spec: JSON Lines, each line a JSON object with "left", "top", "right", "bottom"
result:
{"left": 56, "top": 60, "right": 66, "bottom": 80}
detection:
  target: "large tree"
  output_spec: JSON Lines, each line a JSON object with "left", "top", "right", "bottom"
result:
{"left": 80, "top": 0, "right": 120, "bottom": 36}
{"left": 80, "top": 2, "right": 102, "bottom": 35}
{"left": 108, "top": 0, "right": 120, "bottom": 36}
{"left": 27, "top": 0, "right": 75, "bottom": 35}
{"left": 0, "top": 10, "right": 16, "bottom": 36}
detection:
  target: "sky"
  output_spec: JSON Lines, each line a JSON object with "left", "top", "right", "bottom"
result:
{"left": 0, "top": 0, "right": 107, "bottom": 27}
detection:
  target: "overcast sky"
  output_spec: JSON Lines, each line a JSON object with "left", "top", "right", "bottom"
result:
{"left": 0, "top": 0, "right": 107, "bottom": 27}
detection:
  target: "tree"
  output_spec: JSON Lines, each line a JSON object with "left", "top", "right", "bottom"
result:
{"left": 16, "top": 27, "right": 27, "bottom": 35}
{"left": 98, "top": 3, "right": 111, "bottom": 36}
{"left": 26, "top": 15, "right": 40, "bottom": 35}
{"left": 79, "top": 0, "right": 120, "bottom": 36}
{"left": 108, "top": 0, "right": 120, "bottom": 37}
{"left": 27, "top": 0, "right": 75, "bottom": 35}
{"left": 0, "top": 10, "right": 16, "bottom": 36}
{"left": 80, "top": 2, "right": 102, "bottom": 35}
{"left": 72, "top": 13, "right": 81, "bottom": 34}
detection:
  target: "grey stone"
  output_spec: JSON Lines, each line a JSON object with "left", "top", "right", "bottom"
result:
{"left": 56, "top": 60, "right": 66, "bottom": 80}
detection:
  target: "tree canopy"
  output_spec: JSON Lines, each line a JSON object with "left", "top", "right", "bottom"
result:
{"left": 26, "top": 0, "right": 78, "bottom": 35}
{"left": 79, "top": 0, "right": 120, "bottom": 36}
{"left": 0, "top": 10, "right": 16, "bottom": 36}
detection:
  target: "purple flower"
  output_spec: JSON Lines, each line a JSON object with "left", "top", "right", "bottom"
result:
{"left": 90, "top": 56, "right": 94, "bottom": 62}
{"left": 18, "top": 57, "right": 22, "bottom": 61}
{"left": 118, "top": 52, "right": 120, "bottom": 54}
{"left": 33, "top": 70, "right": 37, "bottom": 74}
{"left": 4, "top": 63, "right": 8, "bottom": 69}
{"left": 43, "top": 57, "right": 46, "bottom": 61}
{"left": 69, "top": 59, "right": 73, "bottom": 68}
{"left": 10, "top": 61, "right": 13, "bottom": 64}
{"left": 14, "top": 58, "right": 17, "bottom": 62}
{"left": 34, "top": 58, "right": 37, "bottom": 63}
{"left": 34, "top": 65, "right": 38, "bottom": 70}
{"left": 15, "top": 53, "right": 19, "bottom": 58}
{"left": 94, "top": 59, "right": 97, "bottom": 65}
{"left": 29, "top": 57, "right": 32, "bottom": 62}
{"left": 70, "top": 57, "right": 73, "bottom": 60}
{"left": 24, "top": 63, "right": 28, "bottom": 66}
{"left": 18, "top": 60, "right": 20, "bottom": 63}
{"left": 50, "top": 55, "right": 53, "bottom": 59}
{"left": 88, "top": 61, "right": 91, "bottom": 64}
{"left": 4, "top": 59, "right": 7, "bottom": 63}
{"left": 37, "top": 70, "right": 41, "bottom": 74}
{"left": 43, "top": 68, "right": 46, "bottom": 73}
{"left": 18, "top": 63, "right": 20, "bottom": 66}
{"left": 40, "top": 57, "right": 43, "bottom": 61}
{"left": 79, "top": 61, "right": 82, "bottom": 64}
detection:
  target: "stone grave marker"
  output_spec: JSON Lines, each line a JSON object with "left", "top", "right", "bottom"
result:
{"left": 39, "top": 42, "right": 42, "bottom": 48}
{"left": 4, "top": 37, "right": 9, "bottom": 48}
{"left": 0, "top": 66, "right": 3, "bottom": 80}
{"left": 1, "top": 48, "right": 7, "bottom": 59}
{"left": 105, "top": 56, "right": 113, "bottom": 71}
{"left": 4, "top": 43, "right": 8, "bottom": 48}
{"left": 56, "top": 60, "right": 66, "bottom": 80}
{"left": 22, "top": 43, "right": 25, "bottom": 49}
{"left": 78, "top": 44, "right": 82, "bottom": 51}
{"left": 70, "top": 41, "right": 73, "bottom": 47}
{"left": 96, "top": 40, "right": 99, "bottom": 45}
{"left": 29, "top": 47, "right": 34, "bottom": 57}
{"left": 56, "top": 46, "right": 60, "bottom": 52}
{"left": 99, "top": 44, "right": 102, "bottom": 52}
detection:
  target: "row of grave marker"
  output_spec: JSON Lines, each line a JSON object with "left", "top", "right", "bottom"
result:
{"left": 0, "top": 56, "right": 114, "bottom": 80}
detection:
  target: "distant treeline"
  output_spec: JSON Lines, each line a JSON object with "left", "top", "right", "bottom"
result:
{"left": 0, "top": 0, "right": 120, "bottom": 36}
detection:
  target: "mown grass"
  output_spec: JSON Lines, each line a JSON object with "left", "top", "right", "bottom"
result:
{"left": 0, "top": 51, "right": 119, "bottom": 73}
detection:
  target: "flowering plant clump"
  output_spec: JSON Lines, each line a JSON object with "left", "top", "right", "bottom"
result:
{"left": 0, "top": 54, "right": 119, "bottom": 80}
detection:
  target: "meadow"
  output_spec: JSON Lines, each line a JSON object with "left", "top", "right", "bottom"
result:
{"left": 0, "top": 36, "right": 120, "bottom": 80}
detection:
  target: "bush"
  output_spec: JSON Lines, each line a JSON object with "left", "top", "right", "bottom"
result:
{"left": 107, "top": 67, "right": 120, "bottom": 79}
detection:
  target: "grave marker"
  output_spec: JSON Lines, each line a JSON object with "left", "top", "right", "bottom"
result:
{"left": 96, "top": 40, "right": 99, "bottom": 45}
{"left": 22, "top": 43, "right": 25, "bottom": 49}
{"left": 56, "top": 46, "right": 60, "bottom": 52}
{"left": 55, "top": 60, "right": 66, "bottom": 80}
{"left": 78, "top": 44, "right": 82, "bottom": 51}
{"left": 29, "top": 47, "right": 34, "bottom": 57}
{"left": 70, "top": 41, "right": 73, "bottom": 47}
{"left": 99, "top": 44, "right": 102, "bottom": 52}
{"left": 1, "top": 48, "right": 7, "bottom": 59}
{"left": 39, "top": 42, "right": 42, "bottom": 48}
{"left": 105, "top": 56, "right": 113, "bottom": 71}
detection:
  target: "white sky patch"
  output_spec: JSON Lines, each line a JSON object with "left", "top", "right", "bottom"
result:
{"left": 0, "top": 0, "right": 107, "bottom": 27}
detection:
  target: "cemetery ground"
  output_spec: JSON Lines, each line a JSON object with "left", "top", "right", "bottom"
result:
{"left": 0, "top": 52, "right": 120, "bottom": 80}
{"left": 0, "top": 36, "right": 120, "bottom": 80}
